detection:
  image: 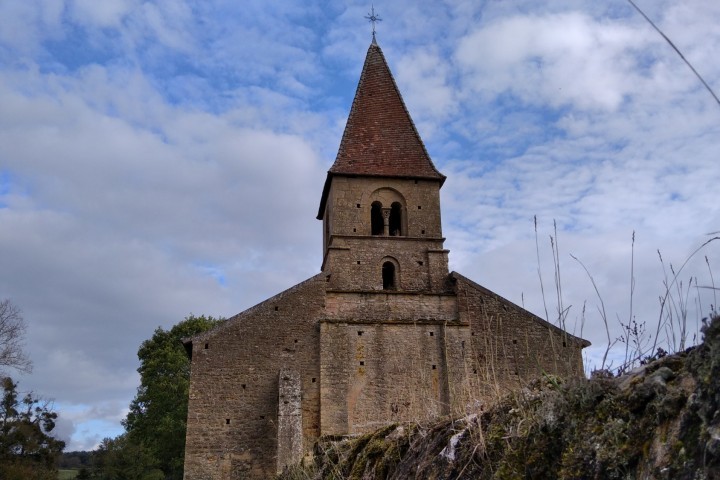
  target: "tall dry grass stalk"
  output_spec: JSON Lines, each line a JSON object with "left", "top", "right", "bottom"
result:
{"left": 535, "top": 217, "right": 719, "bottom": 374}
{"left": 706, "top": 255, "right": 718, "bottom": 312}
{"left": 651, "top": 236, "right": 720, "bottom": 357}
{"left": 570, "top": 252, "right": 614, "bottom": 370}
{"left": 534, "top": 216, "right": 552, "bottom": 327}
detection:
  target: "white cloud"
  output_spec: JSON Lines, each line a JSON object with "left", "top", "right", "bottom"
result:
{"left": 0, "top": 0, "right": 65, "bottom": 55}
{"left": 455, "top": 12, "right": 652, "bottom": 111}
{"left": 55, "top": 401, "right": 128, "bottom": 450}
{"left": 396, "top": 47, "right": 457, "bottom": 140}
{"left": 138, "top": 0, "right": 194, "bottom": 53}
{"left": 70, "top": 0, "right": 135, "bottom": 28}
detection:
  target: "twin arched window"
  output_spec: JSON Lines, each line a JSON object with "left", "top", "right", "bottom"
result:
{"left": 371, "top": 201, "right": 403, "bottom": 236}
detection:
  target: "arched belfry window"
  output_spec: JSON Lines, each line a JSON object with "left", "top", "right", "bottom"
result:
{"left": 382, "top": 261, "right": 396, "bottom": 290}
{"left": 389, "top": 202, "right": 402, "bottom": 236}
{"left": 368, "top": 188, "right": 406, "bottom": 237}
{"left": 371, "top": 202, "right": 383, "bottom": 235}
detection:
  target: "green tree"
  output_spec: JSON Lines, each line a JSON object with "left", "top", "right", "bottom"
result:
{"left": 0, "top": 377, "right": 65, "bottom": 480}
{"left": 76, "top": 467, "right": 92, "bottom": 479}
{"left": 92, "top": 434, "right": 163, "bottom": 480}
{"left": 121, "top": 315, "right": 223, "bottom": 479}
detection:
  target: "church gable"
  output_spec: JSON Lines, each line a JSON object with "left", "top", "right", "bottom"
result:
{"left": 183, "top": 37, "right": 588, "bottom": 480}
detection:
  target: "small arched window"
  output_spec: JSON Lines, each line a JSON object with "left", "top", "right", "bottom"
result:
{"left": 389, "top": 202, "right": 402, "bottom": 236}
{"left": 371, "top": 202, "right": 384, "bottom": 235}
{"left": 382, "top": 262, "right": 396, "bottom": 290}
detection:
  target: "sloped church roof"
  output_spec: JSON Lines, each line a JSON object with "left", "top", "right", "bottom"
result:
{"left": 317, "top": 40, "right": 445, "bottom": 219}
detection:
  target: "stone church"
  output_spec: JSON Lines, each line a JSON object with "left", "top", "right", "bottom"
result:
{"left": 182, "top": 39, "right": 589, "bottom": 479}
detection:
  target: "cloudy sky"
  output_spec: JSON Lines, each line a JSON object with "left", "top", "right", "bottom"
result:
{"left": 1, "top": 0, "right": 719, "bottom": 451}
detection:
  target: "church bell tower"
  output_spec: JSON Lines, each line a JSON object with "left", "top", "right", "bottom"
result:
{"left": 317, "top": 40, "right": 450, "bottom": 293}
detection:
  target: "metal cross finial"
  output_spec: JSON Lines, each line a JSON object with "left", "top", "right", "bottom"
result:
{"left": 365, "top": 5, "right": 382, "bottom": 41}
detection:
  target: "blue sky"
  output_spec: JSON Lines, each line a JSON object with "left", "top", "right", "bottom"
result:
{"left": 1, "top": 0, "right": 719, "bottom": 451}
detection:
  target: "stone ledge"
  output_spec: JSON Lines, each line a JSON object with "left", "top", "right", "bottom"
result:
{"left": 319, "top": 318, "right": 468, "bottom": 326}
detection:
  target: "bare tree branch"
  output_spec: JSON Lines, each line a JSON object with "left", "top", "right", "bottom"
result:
{"left": 0, "top": 299, "right": 33, "bottom": 374}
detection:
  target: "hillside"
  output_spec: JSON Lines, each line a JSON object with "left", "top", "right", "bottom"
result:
{"left": 280, "top": 316, "right": 720, "bottom": 479}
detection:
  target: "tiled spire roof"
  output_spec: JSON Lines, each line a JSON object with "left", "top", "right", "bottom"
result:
{"left": 317, "top": 41, "right": 445, "bottom": 219}
{"left": 330, "top": 42, "right": 444, "bottom": 180}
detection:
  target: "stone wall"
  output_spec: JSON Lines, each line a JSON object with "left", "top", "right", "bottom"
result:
{"left": 321, "top": 176, "right": 448, "bottom": 294}
{"left": 183, "top": 274, "right": 327, "bottom": 480}
{"left": 324, "top": 237, "right": 448, "bottom": 292}
{"left": 183, "top": 271, "right": 587, "bottom": 479}
{"left": 319, "top": 290, "right": 464, "bottom": 436}
{"left": 324, "top": 291, "right": 456, "bottom": 322}
{"left": 325, "top": 176, "right": 443, "bottom": 242}
{"left": 319, "top": 320, "right": 452, "bottom": 435}
{"left": 276, "top": 368, "right": 303, "bottom": 474}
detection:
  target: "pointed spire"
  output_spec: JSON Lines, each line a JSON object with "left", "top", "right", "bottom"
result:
{"left": 317, "top": 41, "right": 445, "bottom": 218}
{"left": 329, "top": 42, "right": 445, "bottom": 181}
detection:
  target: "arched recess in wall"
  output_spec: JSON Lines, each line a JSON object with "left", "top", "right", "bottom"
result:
{"left": 371, "top": 201, "right": 384, "bottom": 236}
{"left": 381, "top": 257, "right": 400, "bottom": 290}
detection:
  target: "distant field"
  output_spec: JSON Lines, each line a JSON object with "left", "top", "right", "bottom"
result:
{"left": 58, "top": 470, "right": 78, "bottom": 480}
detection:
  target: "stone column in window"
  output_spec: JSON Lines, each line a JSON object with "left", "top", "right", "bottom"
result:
{"left": 382, "top": 208, "right": 391, "bottom": 236}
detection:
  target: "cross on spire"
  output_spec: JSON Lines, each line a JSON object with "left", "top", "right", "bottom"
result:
{"left": 365, "top": 5, "right": 382, "bottom": 42}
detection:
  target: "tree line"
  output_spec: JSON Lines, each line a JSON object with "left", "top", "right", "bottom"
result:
{"left": 1, "top": 299, "right": 65, "bottom": 479}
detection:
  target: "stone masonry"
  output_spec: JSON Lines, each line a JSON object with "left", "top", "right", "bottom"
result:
{"left": 182, "top": 39, "right": 589, "bottom": 479}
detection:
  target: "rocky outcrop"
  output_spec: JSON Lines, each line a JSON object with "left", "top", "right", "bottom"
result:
{"left": 279, "top": 316, "right": 720, "bottom": 479}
